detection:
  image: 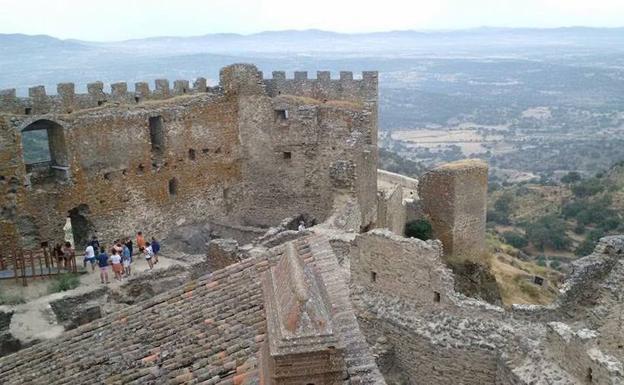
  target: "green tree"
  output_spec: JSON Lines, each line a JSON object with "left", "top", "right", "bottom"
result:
{"left": 405, "top": 219, "right": 433, "bottom": 241}
{"left": 525, "top": 215, "right": 571, "bottom": 251}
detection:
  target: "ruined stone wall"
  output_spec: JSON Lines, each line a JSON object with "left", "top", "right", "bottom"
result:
{"left": 359, "top": 317, "right": 499, "bottom": 385}
{"left": 546, "top": 322, "right": 623, "bottom": 384}
{"left": 419, "top": 159, "right": 488, "bottom": 258}
{"left": 350, "top": 230, "right": 452, "bottom": 308}
{"left": 0, "top": 92, "right": 241, "bottom": 250}
{"left": 0, "top": 64, "right": 378, "bottom": 251}
{"left": 376, "top": 184, "right": 406, "bottom": 235}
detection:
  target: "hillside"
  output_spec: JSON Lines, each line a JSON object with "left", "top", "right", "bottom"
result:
{"left": 487, "top": 161, "right": 624, "bottom": 270}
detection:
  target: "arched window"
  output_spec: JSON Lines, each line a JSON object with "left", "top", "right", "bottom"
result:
{"left": 21, "top": 119, "right": 69, "bottom": 184}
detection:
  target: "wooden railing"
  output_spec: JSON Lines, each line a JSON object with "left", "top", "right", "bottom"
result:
{"left": 0, "top": 245, "right": 77, "bottom": 286}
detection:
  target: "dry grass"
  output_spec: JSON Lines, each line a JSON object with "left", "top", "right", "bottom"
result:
{"left": 485, "top": 232, "right": 563, "bottom": 306}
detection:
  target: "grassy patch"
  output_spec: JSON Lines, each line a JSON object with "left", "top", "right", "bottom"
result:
{"left": 0, "top": 293, "right": 26, "bottom": 306}
{"left": 48, "top": 273, "right": 81, "bottom": 293}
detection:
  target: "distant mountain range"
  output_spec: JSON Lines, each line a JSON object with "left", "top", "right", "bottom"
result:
{"left": 1, "top": 27, "right": 624, "bottom": 96}
{"left": 3, "top": 27, "right": 624, "bottom": 57}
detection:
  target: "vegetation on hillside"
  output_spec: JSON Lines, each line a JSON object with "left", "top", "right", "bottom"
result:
{"left": 487, "top": 161, "right": 624, "bottom": 269}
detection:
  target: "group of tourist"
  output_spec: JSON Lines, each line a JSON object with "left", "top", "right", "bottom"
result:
{"left": 81, "top": 231, "right": 161, "bottom": 284}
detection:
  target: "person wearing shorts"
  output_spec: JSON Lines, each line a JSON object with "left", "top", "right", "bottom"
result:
{"left": 96, "top": 247, "right": 110, "bottom": 284}
{"left": 110, "top": 250, "right": 123, "bottom": 281}
{"left": 143, "top": 242, "right": 154, "bottom": 270}
{"left": 84, "top": 244, "right": 96, "bottom": 272}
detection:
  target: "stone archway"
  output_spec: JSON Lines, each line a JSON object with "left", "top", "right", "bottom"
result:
{"left": 68, "top": 204, "right": 94, "bottom": 249}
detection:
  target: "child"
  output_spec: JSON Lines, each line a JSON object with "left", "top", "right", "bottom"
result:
{"left": 143, "top": 242, "right": 154, "bottom": 270}
{"left": 122, "top": 244, "right": 132, "bottom": 277}
{"left": 96, "top": 247, "right": 110, "bottom": 284}
{"left": 110, "top": 249, "right": 123, "bottom": 281}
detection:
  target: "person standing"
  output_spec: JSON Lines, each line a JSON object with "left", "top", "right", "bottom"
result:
{"left": 110, "top": 249, "right": 123, "bottom": 281}
{"left": 84, "top": 243, "right": 96, "bottom": 272}
{"left": 122, "top": 243, "right": 132, "bottom": 277}
{"left": 136, "top": 232, "right": 146, "bottom": 252}
{"left": 53, "top": 243, "right": 64, "bottom": 268}
{"left": 89, "top": 236, "right": 100, "bottom": 255}
{"left": 96, "top": 247, "right": 110, "bottom": 284}
{"left": 124, "top": 237, "right": 133, "bottom": 261}
{"left": 151, "top": 237, "right": 160, "bottom": 264}
{"left": 62, "top": 242, "right": 75, "bottom": 271}
{"left": 143, "top": 242, "right": 154, "bottom": 270}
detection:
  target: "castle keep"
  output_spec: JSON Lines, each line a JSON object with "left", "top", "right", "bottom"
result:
{"left": 0, "top": 64, "right": 377, "bottom": 250}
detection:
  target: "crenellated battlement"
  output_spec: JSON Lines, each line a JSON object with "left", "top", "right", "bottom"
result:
{"left": 0, "top": 67, "right": 377, "bottom": 115}
{"left": 0, "top": 77, "right": 217, "bottom": 115}
{"left": 262, "top": 70, "right": 378, "bottom": 103}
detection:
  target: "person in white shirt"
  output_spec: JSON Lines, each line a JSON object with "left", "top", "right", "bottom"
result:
{"left": 143, "top": 242, "right": 154, "bottom": 270}
{"left": 298, "top": 221, "right": 306, "bottom": 231}
{"left": 84, "top": 245, "right": 96, "bottom": 272}
{"left": 110, "top": 250, "right": 123, "bottom": 281}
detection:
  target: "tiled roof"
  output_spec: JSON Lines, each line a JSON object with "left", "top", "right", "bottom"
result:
{"left": 0, "top": 235, "right": 385, "bottom": 385}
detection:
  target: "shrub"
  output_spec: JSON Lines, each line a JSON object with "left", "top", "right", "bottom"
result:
{"left": 48, "top": 273, "right": 80, "bottom": 293}
{"left": 405, "top": 219, "right": 433, "bottom": 241}
{"left": 502, "top": 231, "right": 528, "bottom": 249}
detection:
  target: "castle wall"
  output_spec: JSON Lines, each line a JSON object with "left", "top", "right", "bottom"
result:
{"left": 419, "top": 159, "right": 488, "bottom": 258}
{"left": 0, "top": 64, "right": 378, "bottom": 251}
{"left": 350, "top": 230, "right": 452, "bottom": 308}
{"left": 359, "top": 318, "right": 499, "bottom": 385}
{"left": 376, "top": 183, "right": 406, "bottom": 235}
{"left": 546, "top": 323, "right": 624, "bottom": 384}
{"left": 0, "top": 93, "right": 241, "bottom": 249}
{"left": 231, "top": 65, "right": 378, "bottom": 228}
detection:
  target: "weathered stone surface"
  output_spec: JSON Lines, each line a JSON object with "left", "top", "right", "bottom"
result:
{"left": 419, "top": 159, "right": 488, "bottom": 258}
{"left": 0, "top": 64, "right": 378, "bottom": 252}
{"left": 206, "top": 238, "right": 240, "bottom": 271}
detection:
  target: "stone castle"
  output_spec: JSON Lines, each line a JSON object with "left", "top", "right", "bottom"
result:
{"left": 0, "top": 64, "right": 622, "bottom": 384}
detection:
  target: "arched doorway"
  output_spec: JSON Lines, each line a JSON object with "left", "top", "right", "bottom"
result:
{"left": 68, "top": 204, "right": 94, "bottom": 249}
{"left": 21, "top": 119, "right": 69, "bottom": 184}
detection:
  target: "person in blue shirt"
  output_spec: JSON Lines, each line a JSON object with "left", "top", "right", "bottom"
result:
{"left": 122, "top": 243, "right": 132, "bottom": 277}
{"left": 151, "top": 237, "right": 160, "bottom": 264}
{"left": 95, "top": 247, "right": 110, "bottom": 284}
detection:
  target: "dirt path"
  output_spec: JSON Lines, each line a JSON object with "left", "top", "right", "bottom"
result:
{"left": 2, "top": 254, "right": 184, "bottom": 344}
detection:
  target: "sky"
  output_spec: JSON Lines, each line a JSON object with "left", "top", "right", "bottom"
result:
{"left": 0, "top": 0, "right": 623, "bottom": 41}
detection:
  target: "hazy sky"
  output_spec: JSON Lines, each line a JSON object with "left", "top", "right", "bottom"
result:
{"left": 1, "top": 0, "right": 623, "bottom": 41}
